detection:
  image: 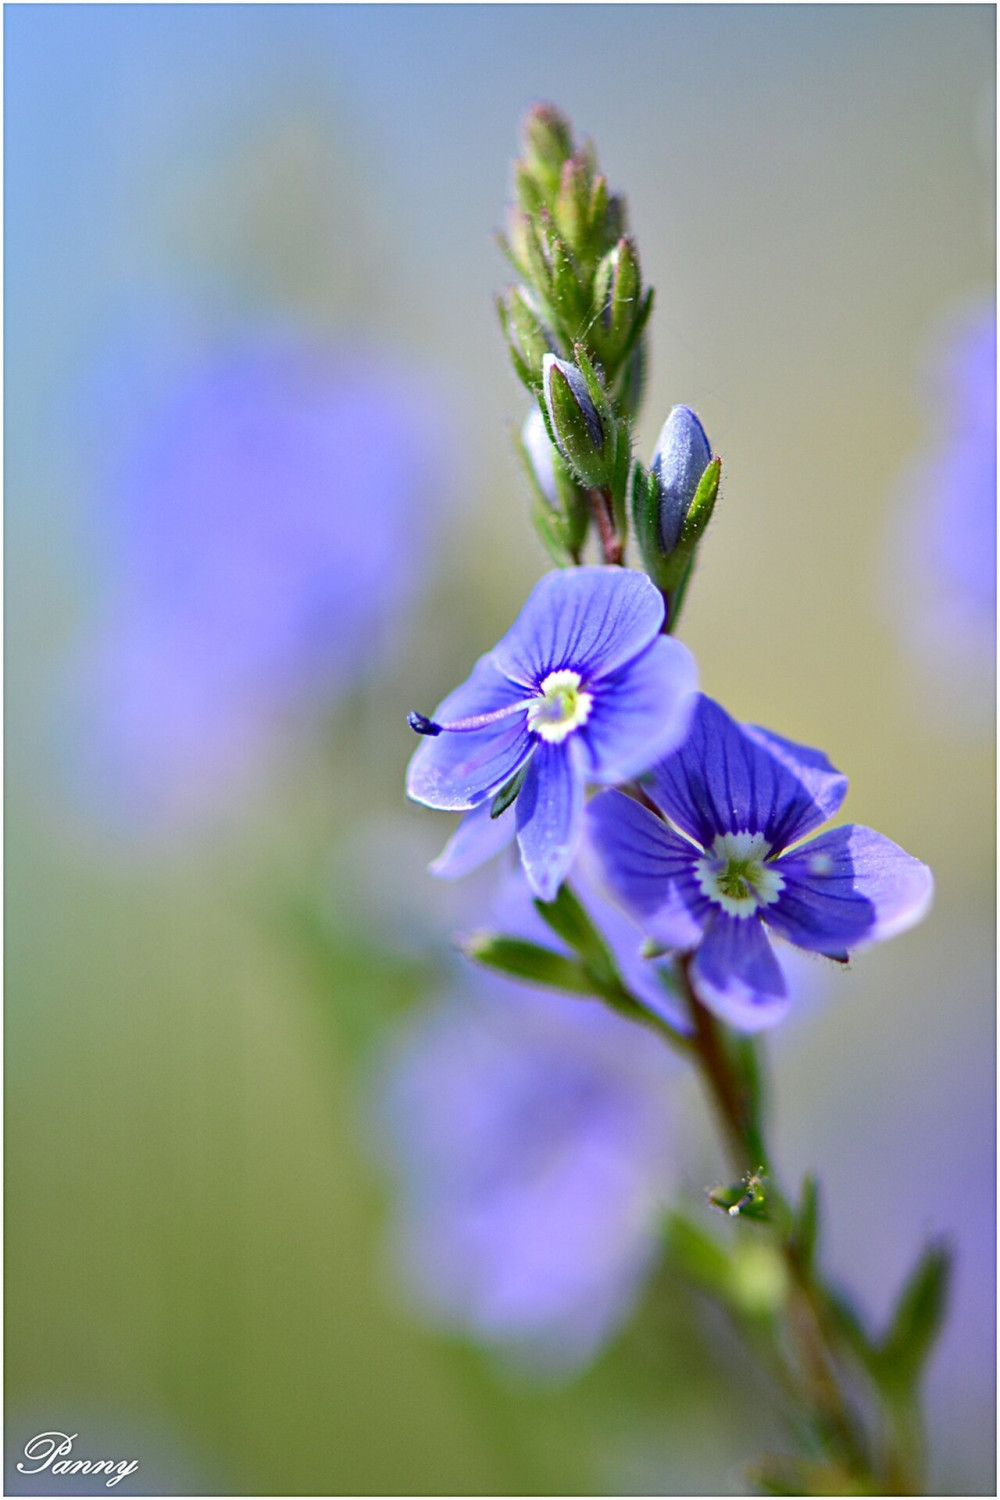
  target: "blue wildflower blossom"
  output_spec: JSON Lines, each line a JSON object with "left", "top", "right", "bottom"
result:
{"left": 66, "top": 334, "right": 454, "bottom": 833}
{"left": 883, "top": 303, "right": 996, "bottom": 716}
{"left": 373, "top": 883, "right": 679, "bottom": 1375}
{"left": 587, "top": 694, "right": 933, "bottom": 1030}
{"left": 406, "top": 567, "right": 698, "bottom": 900}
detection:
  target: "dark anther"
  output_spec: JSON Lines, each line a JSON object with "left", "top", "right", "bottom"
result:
{"left": 408, "top": 711, "right": 442, "bottom": 737}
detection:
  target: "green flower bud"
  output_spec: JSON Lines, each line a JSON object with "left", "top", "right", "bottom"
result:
{"left": 502, "top": 287, "right": 555, "bottom": 384}
{"left": 542, "top": 353, "right": 612, "bottom": 488}
{"left": 520, "top": 102, "right": 574, "bottom": 197}
{"left": 592, "top": 237, "right": 642, "bottom": 367}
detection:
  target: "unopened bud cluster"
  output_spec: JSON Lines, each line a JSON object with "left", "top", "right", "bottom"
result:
{"left": 500, "top": 103, "right": 720, "bottom": 622}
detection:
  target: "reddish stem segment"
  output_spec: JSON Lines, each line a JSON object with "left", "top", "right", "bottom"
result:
{"left": 589, "top": 487, "right": 623, "bottom": 565}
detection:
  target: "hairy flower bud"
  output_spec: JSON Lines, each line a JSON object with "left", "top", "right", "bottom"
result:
{"left": 592, "top": 237, "right": 643, "bottom": 369}
{"left": 542, "top": 353, "right": 609, "bottom": 486}
{"left": 502, "top": 287, "right": 555, "bottom": 383}
{"left": 651, "top": 405, "right": 713, "bottom": 553}
{"left": 518, "top": 407, "right": 591, "bottom": 564}
{"left": 520, "top": 102, "right": 574, "bottom": 196}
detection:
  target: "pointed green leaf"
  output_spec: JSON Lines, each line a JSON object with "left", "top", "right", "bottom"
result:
{"left": 462, "top": 933, "right": 594, "bottom": 994}
{"left": 877, "top": 1240, "right": 952, "bottom": 1392}
{"left": 532, "top": 880, "right": 616, "bottom": 982}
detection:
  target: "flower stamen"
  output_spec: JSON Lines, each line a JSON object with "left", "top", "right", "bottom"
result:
{"left": 696, "top": 831, "right": 784, "bottom": 918}
{"left": 527, "top": 669, "right": 594, "bottom": 744}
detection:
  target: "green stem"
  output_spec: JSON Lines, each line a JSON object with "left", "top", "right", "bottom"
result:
{"left": 673, "top": 957, "right": 895, "bottom": 1490}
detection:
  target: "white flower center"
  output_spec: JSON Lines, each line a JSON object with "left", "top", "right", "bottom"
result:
{"left": 526, "top": 669, "right": 594, "bottom": 744}
{"left": 695, "top": 831, "right": 785, "bottom": 918}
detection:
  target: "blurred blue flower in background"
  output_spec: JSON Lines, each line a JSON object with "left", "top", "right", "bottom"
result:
{"left": 882, "top": 302, "right": 996, "bottom": 723}
{"left": 374, "top": 868, "right": 679, "bottom": 1377}
{"left": 63, "top": 330, "right": 455, "bottom": 835}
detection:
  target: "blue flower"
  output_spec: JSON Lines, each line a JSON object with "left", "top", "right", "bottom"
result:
{"left": 587, "top": 694, "right": 933, "bottom": 1031}
{"left": 65, "top": 334, "right": 454, "bottom": 834}
{"left": 406, "top": 567, "right": 698, "bottom": 900}
{"left": 373, "top": 891, "right": 679, "bottom": 1374}
{"left": 883, "top": 303, "right": 996, "bottom": 715}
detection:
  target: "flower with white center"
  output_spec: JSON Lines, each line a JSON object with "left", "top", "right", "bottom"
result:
{"left": 586, "top": 694, "right": 934, "bottom": 1030}
{"left": 406, "top": 567, "right": 698, "bottom": 900}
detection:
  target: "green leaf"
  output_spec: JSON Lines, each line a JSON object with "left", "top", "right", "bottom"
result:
{"left": 462, "top": 933, "right": 594, "bottom": 994}
{"left": 532, "top": 881, "right": 616, "bottom": 983}
{"left": 664, "top": 1211, "right": 732, "bottom": 1298}
{"left": 876, "top": 1240, "right": 952, "bottom": 1392}
{"left": 793, "top": 1174, "right": 820, "bottom": 1272}
{"left": 820, "top": 1283, "right": 880, "bottom": 1373}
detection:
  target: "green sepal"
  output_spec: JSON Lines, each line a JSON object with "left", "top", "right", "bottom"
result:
{"left": 490, "top": 763, "right": 530, "bottom": 819}
{"left": 545, "top": 226, "right": 588, "bottom": 338}
{"left": 585, "top": 173, "right": 612, "bottom": 264}
{"left": 511, "top": 421, "right": 588, "bottom": 564}
{"left": 514, "top": 161, "right": 547, "bottom": 217}
{"left": 521, "top": 216, "right": 556, "bottom": 309}
{"left": 553, "top": 156, "right": 590, "bottom": 262}
{"left": 631, "top": 460, "right": 671, "bottom": 588}
{"left": 591, "top": 238, "right": 642, "bottom": 371}
{"left": 462, "top": 933, "right": 594, "bottom": 994}
{"left": 520, "top": 103, "right": 574, "bottom": 198}
{"left": 612, "top": 285, "right": 654, "bottom": 387}
{"left": 496, "top": 297, "right": 540, "bottom": 395}
{"left": 572, "top": 342, "right": 615, "bottom": 439}
{"left": 529, "top": 499, "right": 575, "bottom": 567}
{"left": 503, "top": 287, "right": 556, "bottom": 380}
{"left": 495, "top": 225, "right": 528, "bottom": 282}
{"left": 874, "top": 1240, "right": 952, "bottom": 1394}
{"left": 679, "top": 454, "right": 722, "bottom": 550}
{"left": 544, "top": 355, "right": 612, "bottom": 490}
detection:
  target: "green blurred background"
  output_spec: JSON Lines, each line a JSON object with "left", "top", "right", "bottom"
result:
{"left": 6, "top": 5, "right": 995, "bottom": 1494}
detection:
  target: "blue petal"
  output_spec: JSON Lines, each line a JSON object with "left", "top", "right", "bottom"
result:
{"left": 515, "top": 739, "right": 587, "bottom": 901}
{"left": 585, "top": 790, "right": 708, "bottom": 950}
{"left": 765, "top": 824, "right": 934, "bottom": 955}
{"left": 492, "top": 568, "right": 664, "bottom": 689}
{"left": 582, "top": 635, "right": 699, "bottom": 784}
{"left": 690, "top": 913, "right": 790, "bottom": 1031}
{"left": 406, "top": 653, "right": 534, "bottom": 810}
{"left": 645, "top": 695, "right": 848, "bottom": 851}
{"left": 429, "top": 800, "right": 517, "bottom": 880}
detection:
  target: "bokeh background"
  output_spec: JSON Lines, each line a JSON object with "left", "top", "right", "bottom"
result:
{"left": 5, "top": 5, "right": 995, "bottom": 1494}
